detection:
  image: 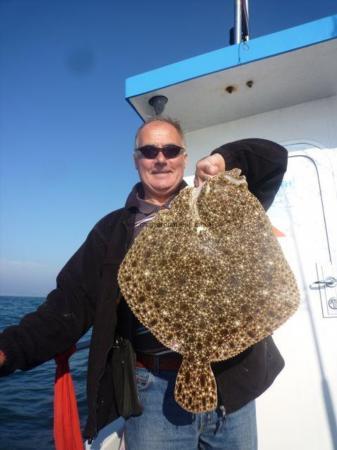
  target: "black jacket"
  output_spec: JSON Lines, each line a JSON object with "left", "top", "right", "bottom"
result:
{"left": 0, "top": 138, "right": 288, "bottom": 440}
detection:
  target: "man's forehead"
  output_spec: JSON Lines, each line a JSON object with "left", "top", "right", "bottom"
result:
{"left": 142, "top": 121, "right": 176, "bottom": 133}
{"left": 140, "top": 122, "right": 181, "bottom": 138}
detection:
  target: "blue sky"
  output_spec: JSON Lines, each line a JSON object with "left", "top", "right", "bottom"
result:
{"left": 1, "top": 0, "right": 337, "bottom": 296}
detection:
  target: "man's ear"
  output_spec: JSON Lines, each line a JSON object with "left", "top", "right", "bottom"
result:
{"left": 133, "top": 153, "right": 139, "bottom": 171}
{"left": 183, "top": 151, "right": 188, "bottom": 168}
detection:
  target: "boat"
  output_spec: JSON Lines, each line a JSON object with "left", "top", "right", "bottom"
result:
{"left": 87, "top": 7, "right": 337, "bottom": 450}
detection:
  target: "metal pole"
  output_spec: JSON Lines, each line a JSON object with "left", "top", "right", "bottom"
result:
{"left": 242, "top": 0, "right": 249, "bottom": 41}
{"left": 234, "top": 0, "right": 242, "bottom": 44}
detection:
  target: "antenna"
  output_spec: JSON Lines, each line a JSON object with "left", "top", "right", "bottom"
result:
{"left": 233, "top": 0, "right": 249, "bottom": 45}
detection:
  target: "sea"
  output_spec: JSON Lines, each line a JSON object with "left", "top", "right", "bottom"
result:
{"left": 0, "top": 296, "right": 91, "bottom": 450}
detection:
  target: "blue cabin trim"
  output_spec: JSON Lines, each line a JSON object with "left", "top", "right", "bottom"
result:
{"left": 125, "top": 14, "right": 337, "bottom": 99}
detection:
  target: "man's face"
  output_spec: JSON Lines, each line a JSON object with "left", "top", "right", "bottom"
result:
{"left": 134, "top": 121, "right": 187, "bottom": 203}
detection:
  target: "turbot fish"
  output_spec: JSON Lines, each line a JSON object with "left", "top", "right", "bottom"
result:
{"left": 118, "top": 169, "right": 299, "bottom": 413}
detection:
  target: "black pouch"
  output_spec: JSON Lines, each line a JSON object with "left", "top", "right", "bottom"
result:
{"left": 111, "top": 335, "right": 143, "bottom": 418}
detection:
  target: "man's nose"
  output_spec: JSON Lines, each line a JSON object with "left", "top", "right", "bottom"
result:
{"left": 154, "top": 150, "right": 167, "bottom": 164}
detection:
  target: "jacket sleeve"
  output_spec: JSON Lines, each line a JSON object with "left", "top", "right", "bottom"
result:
{"left": 0, "top": 225, "right": 108, "bottom": 376}
{"left": 211, "top": 138, "right": 288, "bottom": 210}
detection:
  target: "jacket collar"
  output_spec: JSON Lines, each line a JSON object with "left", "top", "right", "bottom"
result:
{"left": 124, "top": 180, "right": 188, "bottom": 214}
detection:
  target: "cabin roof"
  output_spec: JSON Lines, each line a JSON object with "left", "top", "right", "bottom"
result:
{"left": 125, "top": 15, "right": 337, "bottom": 132}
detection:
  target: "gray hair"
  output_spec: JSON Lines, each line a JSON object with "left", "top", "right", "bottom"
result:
{"left": 134, "top": 116, "right": 185, "bottom": 149}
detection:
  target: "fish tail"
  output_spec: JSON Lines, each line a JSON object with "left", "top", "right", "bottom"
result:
{"left": 174, "top": 358, "right": 217, "bottom": 413}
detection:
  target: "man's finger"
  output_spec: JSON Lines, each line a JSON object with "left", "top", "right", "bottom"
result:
{"left": 204, "top": 164, "right": 218, "bottom": 176}
{"left": 194, "top": 175, "right": 202, "bottom": 187}
{"left": 194, "top": 154, "right": 225, "bottom": 187}
{"left": 194, "top": 172, "right": 210, "bottom": 187}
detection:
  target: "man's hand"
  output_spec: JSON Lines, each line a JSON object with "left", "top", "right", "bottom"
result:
{"left": 194, "top": 153, "right": 225, "bottom": 187}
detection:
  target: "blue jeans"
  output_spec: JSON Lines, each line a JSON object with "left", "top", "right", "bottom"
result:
{"left": 124, "top": 366, "right": 257, "bottom": 450}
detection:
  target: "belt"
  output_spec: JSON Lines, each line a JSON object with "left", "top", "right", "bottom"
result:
{"left": 136, "top": 352, "right": 182, "bottom": 371}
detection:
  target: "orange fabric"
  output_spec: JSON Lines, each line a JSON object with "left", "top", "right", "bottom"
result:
{"left": 0, "top": 350, "right": 6, "bottom": 366}
{"left": 54, "top": 346, "right": 84, "bottom": 450}
{"left": 272, "top": 225, "right": 285, "bottom": 237}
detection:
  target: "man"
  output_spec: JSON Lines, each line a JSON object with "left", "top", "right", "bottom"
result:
{"left": 0, "top": 117, "right": 288, "bottom": 449}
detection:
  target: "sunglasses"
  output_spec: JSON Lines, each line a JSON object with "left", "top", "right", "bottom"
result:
{"left": 135, "top": 144, "right": 185, "bottom": 159}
